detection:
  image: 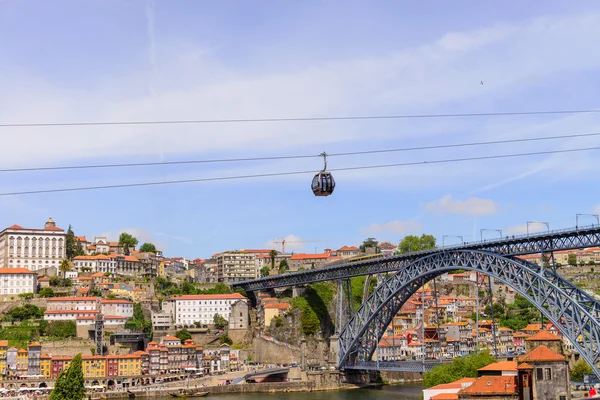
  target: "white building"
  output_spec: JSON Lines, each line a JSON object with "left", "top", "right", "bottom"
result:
{"left": 0, "top": 217, "right": 66, "bottom": 271}
{"left": 100, "top": 299, "right": 134, "bottom": 318}
{"left": 72, "top": 255, "right": 116, "bottom": 275}
{"left": 216, "top": 252, "right": 258, "bottom": 283}
{"left": 46, "top": 296, "right": 99, "bottom": 311}
{"left": 169, "top": 293, "right": 247, "bottom": 326}
{"left": 0, "top": 268, "right": 38, "bottom": 299}
{"left": 151, "top": 310, "right": 173, "bottom": 331}
{"left": 44, "top": 310, "right": 98, "bottom": 321}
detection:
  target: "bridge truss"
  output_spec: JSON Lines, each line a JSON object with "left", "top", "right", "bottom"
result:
{"left": 234, "top": 226, "right": 600, "bottom": 292}
{"left": 338, "top": 250, "right": 600, "bottom": 377}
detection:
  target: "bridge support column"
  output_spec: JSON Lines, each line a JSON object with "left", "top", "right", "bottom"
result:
{"left": 329, "top": 335, "right": 339, "bottom": 366}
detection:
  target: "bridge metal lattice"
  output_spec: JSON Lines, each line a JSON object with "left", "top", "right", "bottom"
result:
{"left": 234, "top": 226, "right": 600, "bottom": 291}
{"left": 338, "top": 250, "right": 600, "bottom": 377}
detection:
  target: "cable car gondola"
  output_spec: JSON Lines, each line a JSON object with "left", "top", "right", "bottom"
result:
{"left": 311, "top": 152, "right": 335, "bottom": 196}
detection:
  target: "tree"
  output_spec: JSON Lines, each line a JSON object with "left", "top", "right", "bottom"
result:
{"left": 360, "top": 238, "right": 379, "bottom": 253}
{"left": 568, "top": 253, "right": 577, "bottom": 266}
{"left": 175, "top": 329, "right": 192, "bottom": 343}
{"left": 424, "top": 351, "right": 496, "bottom": 388}
{"left": 398, "top": 234, "right": 437, "bottom": 254}
{"left": 107, "top": 293, "right": 116, "bottom": 299}
{"left": 279, "top": 259, "right": 289, "bottom": 274}
{"left": 260, "top": 266, "right": 270, "bottom": 277}
{"left": 139, "top": 243, "right": 157, "bottom": 253}
{"left": 269, "top": 250, "right": 278, "bottom": 269}
{"left": 219, "top": 334, "right": 233, "bottom": 345}
{"left": 38, "top": 288, "right": 55, "bottom": 298}
{"left": 571, "top": 359, "right": 593, "bottom": 381}
{"left": 291, "top": 297, "right": 320, "bottom": 335}
{"left": 18, "top": 292, "right": 34, "bottom": 299}
{"left": 213, "top": 314, "right": 228, "bottom": 329}
{"left": 59, "top": 259, "right": 72, "bottom": 280}
{"left": 65, "top": 225, "right": 75, "bottom": 260}
{"left": 50, "top": 353, "right": 85, "bottom": 400}
{"left": 118, "top": 232, "right": 139, "bottom": 256}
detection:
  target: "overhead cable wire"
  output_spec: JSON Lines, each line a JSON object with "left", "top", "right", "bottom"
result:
{"left": 1, "top": 145, "right": 598, "bottom": 197}
{"left": 2, "top": 131, "right": 600, "bottom": 173}
{"left": 1, "top": 109, "right": 600, "bottom": 128}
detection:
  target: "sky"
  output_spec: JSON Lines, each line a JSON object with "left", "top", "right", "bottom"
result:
{"left": 1, "top": 1, "right": 600, "bottom": 258}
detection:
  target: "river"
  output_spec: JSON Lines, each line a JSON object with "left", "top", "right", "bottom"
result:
{"left": 182, "top": 384, "right": 423, "bottom": 400}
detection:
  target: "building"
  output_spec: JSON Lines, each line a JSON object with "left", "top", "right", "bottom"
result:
{"left": 100, "top": 299, "right": 134, "bottom": 318}
{"left": 229, "top": 300, "right": 250, "bottom": 330}
{"left": 423, "top": 378, "right": 476, "bottom": 400}
{"left": 82, "top": 356, "right": 106, "bottom": 378}
{"left": 457, "top": 376, "right": 517, "bottom": 399}
{"left": 289, "top": 253, "right": 331, "bottom": 271}
{"left": 517, "top": 345, "right": 570, "bottom": 400}
{"left": 46, "top": 296, "right": 99, "bottom": 311}
{"left": 337, "top": 246, "right": 360, "bottom": 258}
{"left": 16, "top": 349, "right": 28, "bottom": 376}
{"left": 0, "top": 340, "right": 7, "bottom": 379}
{"left": 40, "top": 354, "right": 51, "bottom": 378}
{"left": 151, "top": 310, "right": 173, "bottom": 331}
{"left": 216, "top": 251, "right": 258, "bottom": 283}
{"left": 477, "top": 361, "right": 517, "bottom": 377}
{"left": 0, "top": 268, "right": 38, "bottom": 299}
{"left": 72, "top": 255, "right": 116, "bottom": 275}
{"left": 169, "top": 293, "right": 248, "bottom": 326}
{"left": 0, "top": 217, "right": 66, "bottom": 271}
{"left": 27, "top": 342, "right": 41, "bottom": 376}
{"left": 263, "top": 303, "right": 290, "bottom": 327}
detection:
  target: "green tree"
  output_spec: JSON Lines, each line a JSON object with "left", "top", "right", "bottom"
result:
{"left": 46, "top": 321, "right": 76, "bottom": 338}
{"left": 213, "top": 314, "right": 228, "bottom": 329}
{"left": 18, "top": 292, "right": 34, "bottom": 299}
{"left": 234, "top": 287, "right": 247, "bottom": 297}
{"left": 219, "top": 334, "right": 233, "bottom": 345}
{"left": 424, "top": 351, "right": 496, "bottom": 388}
{"left": 139, "top": 243, "right": 157, "bottom": 253}
{"left": 59, "top": 259, "right": 72, "bottom": 280}
{"left": 291, "top": 297, "right": 320, "bottom": 335}
{"left": 260, "top": 266, "right": 270, "bottom": 277}
{"left": 269, "top": 250, "right": 278, "bottom": 269}
{"left": 398, "top": 234, "right": 437, "bottom": 254}
{"left": 279, "top": 259, "right": 289, "bottom": 274}
{"left": 360, "top": 238, "right": 379, "bottom": 253}
{"left": 65, "top": 225, "right": 76, "bottom": 260}
{"left": 571, "top": 359, "right": 593, "bottom": 381}
{"left": 568, "top": 253, "right": 577, "bottom": 266}
{"left": 38, "top": 288, "right": 55, "bottom": 298}
{"left": 118, "top": 232, "right": 139, "bottom": 256}
{"left": 50, "top": 353, "right": 85, "bottom": 400}
{"left": 175, "top": 329, "right": 192, "bottom": 343}
{"left": 107, "top": 293, "right": 116, "bottom": 299}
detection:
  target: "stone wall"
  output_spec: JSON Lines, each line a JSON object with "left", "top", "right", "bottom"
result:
{"left": 253, "top": 336, "right": 301, "bottom": 364}
{"left": 380, "top": 370, "right": 424, "bottom": 383}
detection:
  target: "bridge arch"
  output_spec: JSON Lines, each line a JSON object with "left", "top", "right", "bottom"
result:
{"left": 338, "top": 250, "right": 600, "bottom": 376}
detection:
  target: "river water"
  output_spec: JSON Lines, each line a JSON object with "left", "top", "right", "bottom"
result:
{"left": 184, "top": 384, "right": 423, "bottom": 400}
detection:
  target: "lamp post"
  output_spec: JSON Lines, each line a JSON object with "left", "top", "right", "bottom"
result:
{"left": 576, "top": 213, "right": 600, "bottom": 228}
{"left": 480, "top": 229, "right": 503, "bottom": 241}
{"left": 526, "top": 221, "right": 550, "bottom": 236}
{"left": 442, "top": 235, "right": 464, "bottom": 247}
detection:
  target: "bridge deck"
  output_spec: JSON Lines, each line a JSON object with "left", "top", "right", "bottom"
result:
{"left": 343, "top": 361, "right": 441, "bottom": 372}
{"left": 234, "top": 225, "right": 600, "bottom": 291}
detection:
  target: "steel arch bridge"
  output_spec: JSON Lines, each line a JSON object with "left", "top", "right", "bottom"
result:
{"left": 338, "top": 249, "right": 600, "bottom": 376}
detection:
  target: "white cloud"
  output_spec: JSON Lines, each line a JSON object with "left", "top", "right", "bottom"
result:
{"left": 504, "top": 223, "right": 547, "bottom": 236}
{"left": 264, "top": 234, "right": 310, "bottom": 253}
{"left": 361, "top": 220, "right": 424, "bottom": 235}
{"left": 594, "top": 205, "right": 600, "bottom": 216}
{"left": 424, "top": 195, "right": 499, "bottom": 216}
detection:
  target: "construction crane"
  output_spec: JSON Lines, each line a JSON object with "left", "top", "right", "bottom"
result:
{"left": 272, "top": 238, "right": 326, "bottom": 253}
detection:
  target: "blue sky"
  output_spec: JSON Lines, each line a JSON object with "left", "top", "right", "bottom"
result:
{"left": 1, "top": 1, "right": 600, "bottom": 258}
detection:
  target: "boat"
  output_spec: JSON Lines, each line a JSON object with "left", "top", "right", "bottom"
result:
{"left": 168, "top": 390, "right": 209, "bottom": 398}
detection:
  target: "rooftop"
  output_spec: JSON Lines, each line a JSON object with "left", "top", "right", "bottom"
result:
{"left": 478, "top": 361, "right": 517, "bottom": 372}
{"left": 459, "top": 376, "right": 517, "bottom": 395}
{"left": 526, "top": 330, "right": 561, "bottom": 341}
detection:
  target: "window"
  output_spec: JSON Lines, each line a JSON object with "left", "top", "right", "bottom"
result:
{"left": 536, "top": 368, "right": 544, "bottom": 381}
{"left": 544, "top": 368, "right": 552, "bottom": 380}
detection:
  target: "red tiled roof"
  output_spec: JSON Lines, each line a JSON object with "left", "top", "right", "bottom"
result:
{"left": 459, "top": 376, "right": 517, "bottom": 395}
{"left": 171, "top": 293, "right": 246, "bottom": 300}
{"left": 7, "top": 224, "right": 24, "bottom": 230}
{"left": 431, "top": 394, "right": 459, "bottom": 400}
{"left": 38, "top": 276, "right": 50, "bottom": 281}
{"left": 45, "top": 310, "right": 98, "bottom": 314}
{"left": 337, "top": 246, "right": 359, "bottom": 252}
{"left": 0, "top": 340, "right": 8, "bottom": 346}
{"left": 478, "top": 361, "right": 517, "bottom": 372}
{"left": 74, "top": 255, "right": 110, "bottom": 261}
{"left": 105, "top": 315, "right": 127, "bottom": 319}
{"left": 517, "top": 362, "right": 534, "bottom": 370}
{"left": 290, "top": 253, "right": 330, "bottom": 260}
{"left": 100, "top": 299, "right": 133, "bottom": 304}
{"left": 526, "top": 330, "right": 561, "bottom": 341}
{"left": 0, "top": 268, "right": 36, "bottom": 274}
{"left": 44, "top": 226, "right": 64, "bottom": 231}
{"left": 430, "top": 378, "right": 477, "bottom": 390}
{"left": 265, "top": 303, "right": 291, "bottom": 310}
{"left": 47, "top": 296, "right": 98, "bottom": 302}
{"left": 163, "top": 336, "right": 180, "bottom": 341}
{"left": 518, "top": 345, "right": 566, "bottom": 362}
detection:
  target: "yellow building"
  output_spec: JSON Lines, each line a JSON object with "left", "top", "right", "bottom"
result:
{"left": 16, "top": 349, "right": 28, "bottom": 376}
{"left": 0, "top": 340, "right": 8, "bottom": 380}
{"left": 264, "top": 303, "right": 290, "bottom": 326}
{"left": 109, "top": 284, "right": 133, "bottom": 299}
{"left": 132, "top": 288, "right": 147, "bottom": 302}
{"left": 158, "top": 261, "right": 165, "bottom": 277}
{"left": 40, "top": 354, "right": 51, "bottom": 379}
{"left": 118, "top": 354, "right": 141, "bottom": 376}
{"left": 82, "top": 356, "right": 106, "bottom": 378}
